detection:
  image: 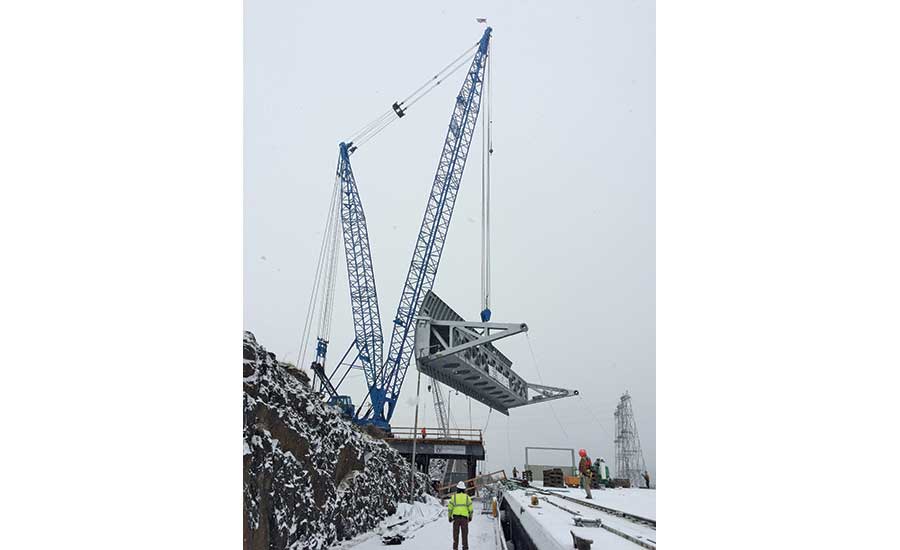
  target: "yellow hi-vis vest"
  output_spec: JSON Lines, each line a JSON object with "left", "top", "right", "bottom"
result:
{"left": 448, "top": 492, "right": 473, "bottom": 519}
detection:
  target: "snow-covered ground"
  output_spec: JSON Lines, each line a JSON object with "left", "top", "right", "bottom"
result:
{"left": 530, "top": 482, "right": 656, "bottom": 521}
{"left": 331, "top": 497, "right": 499, "bottom": 550}
{"left": 504, "top": 489, "right": 648, "bottom": 550}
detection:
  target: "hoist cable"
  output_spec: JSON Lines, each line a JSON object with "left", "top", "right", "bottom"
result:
{"left": 575, "top": 394, "right": 614, "bottom": 439}
{"left": 480, "top": 47, "right": 488, "bottom": 313}
{"left": 482, "top": 407, "right": 493, "bottom": 432}
{"left": 480, "top": 42, "right": 493, "bottom": 314}
{"left": 506, "top": 414, "right": 512, "bottom": 468}
{"left": 485, "top": 41, "right": 493, "bottom": 310}
{"left": 525, "top": 333, "right": 570, "bottom": 439}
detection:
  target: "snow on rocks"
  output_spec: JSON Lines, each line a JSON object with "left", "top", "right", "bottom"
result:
{"left": 243, "top": 331, "right": 430, "bottom": 550}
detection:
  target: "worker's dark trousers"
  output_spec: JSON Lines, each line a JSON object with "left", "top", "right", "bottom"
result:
{"left": 452, "top": 516, "right": 469, "bottom": 550}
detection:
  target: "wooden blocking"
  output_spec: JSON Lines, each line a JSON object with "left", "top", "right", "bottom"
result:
{"left": 611, "top": 478, "right": 632, "bottom": 488}
{"left": 543, "top": 468, "right": 565, "bottom": 488}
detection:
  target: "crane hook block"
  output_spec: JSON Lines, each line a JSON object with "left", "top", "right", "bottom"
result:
{"left": 392, "top": 101, "right": 406, "bottom": 118}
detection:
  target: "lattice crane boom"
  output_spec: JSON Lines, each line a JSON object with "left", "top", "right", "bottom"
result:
{"left": 370, "top": 27, "right": 493, "bottom": 427}
{"left": 336, "top": 142, "right": 384, "bottom": 390}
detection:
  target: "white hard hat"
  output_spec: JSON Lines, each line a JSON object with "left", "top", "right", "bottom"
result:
{"left": 456, "top": 481, "right": 466, "bottom": 490}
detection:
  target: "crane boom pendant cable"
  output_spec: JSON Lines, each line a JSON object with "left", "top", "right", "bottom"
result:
{"left": 297, "top": 174, "right": 342, "bottom": 369}
{"left": 347, "top": 41, "right": 481, "bottom": 151}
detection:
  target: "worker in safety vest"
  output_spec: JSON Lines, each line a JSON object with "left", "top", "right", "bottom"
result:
{"left": 448, "top": 481, "right": 474, "bottom": 550}
{"left": 578, "top": 449, "right": 593, "bottom": 499}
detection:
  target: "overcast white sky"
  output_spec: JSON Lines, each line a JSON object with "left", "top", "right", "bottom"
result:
{"left": 245, "top": 0, "right": 655, "bottom": 476}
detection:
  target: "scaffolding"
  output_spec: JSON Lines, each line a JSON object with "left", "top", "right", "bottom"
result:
{"left": 614, "top": 391, "right": 647, "bottom": 487}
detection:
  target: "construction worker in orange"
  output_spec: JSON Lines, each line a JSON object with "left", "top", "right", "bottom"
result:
{"left": 448, "top": 481, "right": 474, "bottom": 550}
{"left": 421, "top": 426, "right": 427, "bottom": 439}
{"left": 578, "top": 449, "right": 593, "bottom": 499}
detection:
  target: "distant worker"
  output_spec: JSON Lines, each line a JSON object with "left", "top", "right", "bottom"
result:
{"left": 448, "top": 481, "right": 474, "bottom": 550}
{"left": 421, "top": 427, "right": 427, "bottom": 439}
{"left": 578, "top": 449, "right": 593, "bottom": 499}
{"left": 597, "top": 457, "right": 611, "bottom": 488}
{"left": 512, "top": 466, "right": 518, "bottom": 478}
{"left": 591, "top": 458, "right": 602, "bottom": 490}
{"left": 643, "top": 470, "right": 651, "bottom": 489}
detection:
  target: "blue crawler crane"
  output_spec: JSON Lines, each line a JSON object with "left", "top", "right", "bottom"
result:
{"left": 305, "top": 28, "right": 493, "bottom": 432}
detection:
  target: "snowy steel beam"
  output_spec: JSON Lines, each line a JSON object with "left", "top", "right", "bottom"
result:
{"left": 414, "top": 291, "right": 577, "bottom": 415}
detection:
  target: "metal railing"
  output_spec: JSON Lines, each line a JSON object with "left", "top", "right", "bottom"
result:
{"left": 389, "top": 426, "right": 483, "bottom": 441}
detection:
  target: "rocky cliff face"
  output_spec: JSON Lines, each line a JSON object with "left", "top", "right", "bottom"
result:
{"left": 243, "top": 331, "right": 430, "bottom": 550}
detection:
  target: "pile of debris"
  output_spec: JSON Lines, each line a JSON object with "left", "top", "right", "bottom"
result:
{"left": 243, "top": 331, "right": 430, "bottom": 550}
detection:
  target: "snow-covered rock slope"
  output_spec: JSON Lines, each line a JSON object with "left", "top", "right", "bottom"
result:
{"left": 243, "top": 331, "right": 430, "bottom": 550}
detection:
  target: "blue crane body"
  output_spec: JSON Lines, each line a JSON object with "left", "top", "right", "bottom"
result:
{"left": 311, "top": 27, "right": 492, "bottom": 432}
